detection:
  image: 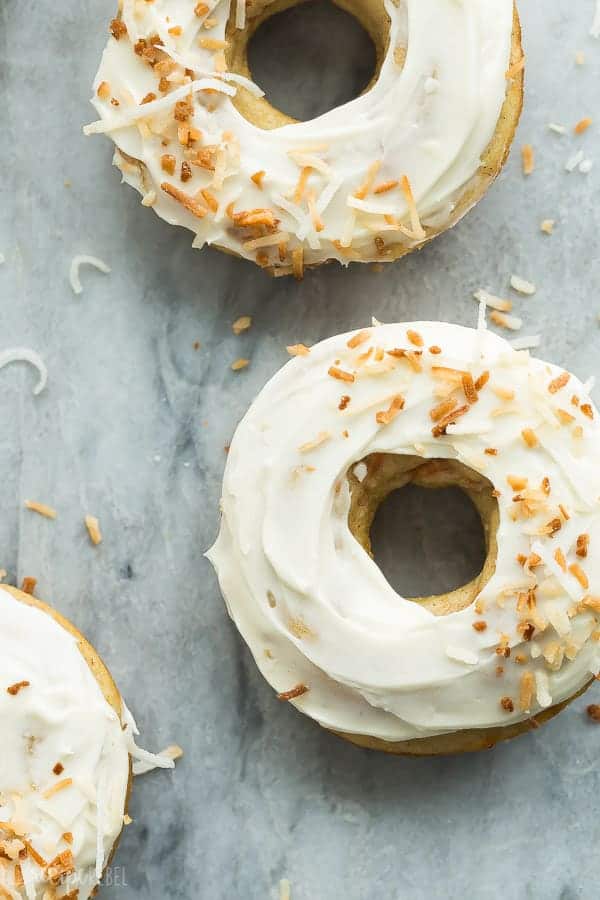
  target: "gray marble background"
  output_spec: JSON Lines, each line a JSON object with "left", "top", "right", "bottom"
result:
{"left": 1, "top": 0, "right": 600, "bottom": 897}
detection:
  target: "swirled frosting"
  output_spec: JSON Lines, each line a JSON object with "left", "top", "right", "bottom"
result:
{"left": 0, "top": 589, "right": 130, "bottom": 898}
{"left": 208, "top": 322, "right": 600, "bottom": 742}
{"left": 86, "top": 0, "right": 514, "bottom": 269}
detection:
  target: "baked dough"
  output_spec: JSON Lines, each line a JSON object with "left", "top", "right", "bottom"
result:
{"left": 86, "top": 0, "right": 523, "bottom": 273}
{"left": 209, "top": 321, "right": 600, "bottom": 754}
{"left": 0, "top": 585, "right": 131, "bottom": 897}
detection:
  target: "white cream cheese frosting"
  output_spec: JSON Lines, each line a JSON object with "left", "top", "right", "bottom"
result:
{"left": 208, "top": 322, "right": 600, "bottom": 742}
{"left": 0, "top": 589, "right": 130, "bottom": 899}
{"left": 85, "top": 0, "right": 514, "bottom": 270}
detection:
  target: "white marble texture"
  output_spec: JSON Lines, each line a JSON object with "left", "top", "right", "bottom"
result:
{"left": 1, "top": 0, "right": 600, "bottom": 897}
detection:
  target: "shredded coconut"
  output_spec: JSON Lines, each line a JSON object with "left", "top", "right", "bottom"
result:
{"left": 579, "top": 158, "right": 594, "bottom": 174}
{"left": 473, "top": 289, "right": 512, "bottom": 312}
{"left": 0, "top": 348, "right": 48, "bottom": 395}
{"left": 535, "top": 670, "right": 552, "bottom": 708}
{"left": 83, "top": 79, "right": 237, "bottom": 136}
{"left": 510, "top": 275, "right": 536, "bottom": 295}
{"left": 592, "top": 0, "right": 600, "bottom": 37}
{"left": 122, "top": 704, "right": 180, "bottom": 775}
{"left": 510, "top": 335, "right": 541, "bottom": 351}
{"left": 69, "top": 255, "right": 111, "bottom": 295}
{"left": 353, "top": 462, "right": 368, "bottom": 482}
{"left": 548, "top": 123, "right": 567, "bottom": 135}
{"left": 565, "top": 149, "right": 585, "bottom": 172}
{"left": 279, "top": 879, "right": 291, "bottom": 900}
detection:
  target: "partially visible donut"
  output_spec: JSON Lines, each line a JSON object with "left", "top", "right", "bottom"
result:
{"left": 1, "top": 585, "right": 130, "bottom": 897}
{"left": 208, "top": 322, "right": 600, "bottom": 754}
{"left": 86, "top": 0, "right": 522, "bottom": 274}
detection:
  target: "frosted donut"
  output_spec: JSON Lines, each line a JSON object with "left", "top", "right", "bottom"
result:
{"left": 208, "top": 322, "right": 600, "bottom": 755}
{"left": 0, "top": 585, "right": 173, "bottom": 897}
{"left": 85, "top": 0, "right": 522, "bottom": 274}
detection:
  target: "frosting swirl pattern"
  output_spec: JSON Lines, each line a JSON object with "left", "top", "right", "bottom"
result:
{"left": 208, "top": 322, "right": 600, "bottom": 742}
{"left": 86, "top": 0, "right": 515, "bottom": 270}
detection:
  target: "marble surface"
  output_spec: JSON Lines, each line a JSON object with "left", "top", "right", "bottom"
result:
{"left": 2, "top": 0, "right": 600, "bottom": 897}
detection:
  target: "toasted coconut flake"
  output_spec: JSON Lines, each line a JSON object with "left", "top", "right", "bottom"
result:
{"left": 232, "top": 316, "right": 252, "bottom": 335}
{"left": 84, "top": 515, "right": 102, "bottom": 546}
{"left": 279, "top": 879, "right": 291, "bottom": 900}
{"left": 473, "top": 289, "right": 512, "bottom": 312}
{"left": 7, "top": 680, "right": 30, "bottom": 696}
{"left": 347, "top": 330, "right": 370, "bottom": 349}
{"left": 521, "top": 428, "right": 538, "bottom": 448}
{"left": 574, "top": 117, "right": 593, "bottom": 135}
{"left": 375, "top": 394, "right": 405, "bottom": 426}
{"left": 231, "top": 358, "right": 249, "bottom": 371}
{"left": 354, "top": 160, "right": 382, "bottom": 199}
{"left": 287, "top": 343, "right": 310, "bottom": 357}
{"left": 576, "top": 533, "right": 590, "bottom": 558}
{"left": 519, "top": 671, "right": 535, "bottom": 712}
{"left": 432, "top": 404, "right": 469, "bottom": 438}
{"left": 490, "top": 310, "right": 522, "bottom": 331}
{"left": 474, "top": 371, "right": 490, "bottom": 391}
{"left": 386, "top": 348, "right": 422, "bottom": 371}
{"left": 581, "top": 403, "right": 594, "bottom": 419}
{"left": 548, "top": 371, "right": 570, "bottom": 393}
{"left": 462, "top": 373, "right": 478, "bottom": 404}
{"left": 540, "top": 219, "right": 555, "bottom": 235}
{"left": 430, "top": 399, "right": 457, "bottom": 423}
{"left": 21, "top": 576, "right": 37, "bottom": 595}
{"left": 400, "top": 175, "right": 425, "bottom": 239}
{"left": 42, "top": 778, "right": 73, "bottom": 800}
{"left": 328, "top": 366, "right": 355, "bottom": 383}
{"left": 521, "top": 144, "right": 535, "bottom": 175}
{"left": 161, "top": 182, "right": 207, "bottom": 218}
{"left": 507, "top": 474, "right": 528, "bottom": 491}
{"left": 373, "top": 180, "right": 399, "bottom": 195}
{"left": 406, "top": 329, "right": 423, "bottom": 347}
{"left": 298, "top": 431, "right": 331, "bottom": 453}
{"left": 569, "top": 562, "right": 589, "bottom": 589}
{"left": 277, "top": 684, "right": 309, "bottom": 701}
{"left": 510, "top": 275, "right": 536, "bottom": 295}
{"left": 243, "top": 231, "right": 290, "bottom": 251}
{"left": 555, "top": 408, "right": 575, "bottom": 426}
{"left": 25, "top": 500, "right": 57, "bottom": 520}
{"left": 500, "top": 696, "right": 514, "bottom": 712}
{"left": 472, "top": 621, "right": 487, "bottom": 632}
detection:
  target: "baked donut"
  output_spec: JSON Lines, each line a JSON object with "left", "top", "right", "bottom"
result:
{"left": 85, "top": 0, "right": 523, "bottom": 275}
{"left": 208, "top": 322, "right": 600, "bottom": 754}
{"left": 0, "top": 585, "right": 172, "bottom": 896}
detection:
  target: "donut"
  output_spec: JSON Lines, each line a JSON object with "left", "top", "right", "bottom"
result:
{"left": 208, "top": 321, "right": 600, "bottom": 755}
{"left": 0, "top": 585, "right": 168, "bottom": 896}
{"left": 85, "top": 0, "right": 523, "bottom": 275}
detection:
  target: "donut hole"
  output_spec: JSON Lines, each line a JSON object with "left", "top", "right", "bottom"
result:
{"left": 371, "top": 485, "right": 486, "bottom": 599}
{"left": 347, "top": 454, "right": 499, "bottom": 616}
{"left": 226, "top": 0, "right": 391, "bottom": 128}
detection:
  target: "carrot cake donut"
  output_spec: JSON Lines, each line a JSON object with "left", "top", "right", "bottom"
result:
{"left": 208, "top": 322, "right": 600, "bottom": 754}
{"left": 0, "top": 584, "right": 174, "bottom": 897}
{"left": 85, "top": 0, "right": 523, "bottom": 274}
